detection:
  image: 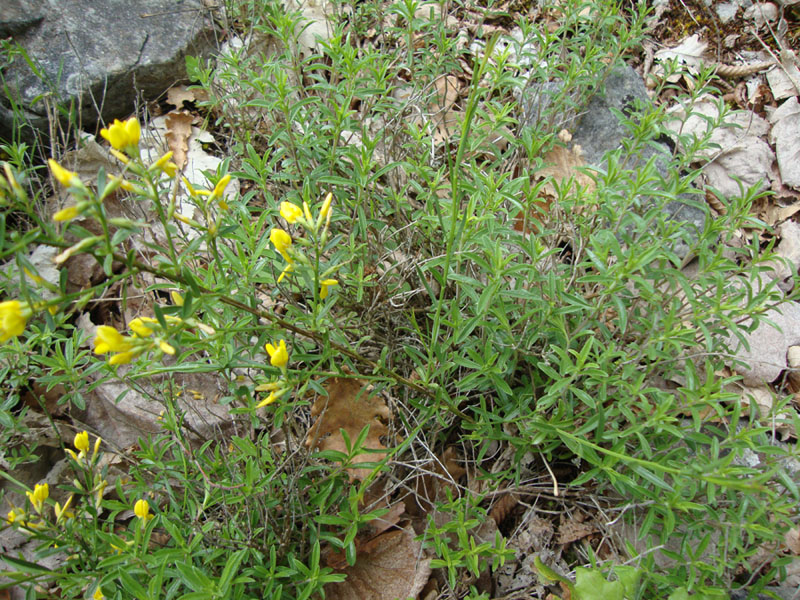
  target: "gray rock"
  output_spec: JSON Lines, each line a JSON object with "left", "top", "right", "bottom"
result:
{"left": 0, "top": 0, "right": 215, "bottom": 142}
{"left": 518, "top": 66, "right": 707, "bottom": 253}
{"left": 0, "top": 0, "right": 44, "bottom": 38}
{"left": 572, "top": 67, "right": 707, "bottom": 237}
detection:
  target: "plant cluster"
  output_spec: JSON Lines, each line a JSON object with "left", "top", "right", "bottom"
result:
{"left": 1, "top": 0, "right": 798, "bottom": 598}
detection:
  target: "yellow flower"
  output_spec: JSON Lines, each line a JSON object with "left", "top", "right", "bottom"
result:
{"left": 303, "top": 201, "right": 313, "bottom": 222}
{"left": 153, "top": 151, "right": 178, "bottom": 178}
{"left": 74, "top": 431, "right": 90, "bottom": 453}
{"left": 128, "top": 317, "right": 156, "bottom": 338}
{"left": 159, "top": 340, "right": 175, "bottom": 355}
{"left": 270, "top": 228, "right": 293, "bottom": 262}
{"left": 265, "top": 339, "right": 289, "bottom": 369}
{"left": 94, "top": 480, "right": 108, "bottom": 508}
{"left": 26, "top": 483, "right": 48, "bottom": 514}
{"left": 319, "top": 192, "right": 333, "bottom": 221}
{"left": 53, "top": 205, "right": 81, "bottom": 222}
{"left": 48, "top": 159, "right": 80, "bottom": 187}
{"left": 54, "top": 495, "right": 74, "bottom": 524}
{"left": 210, "top": 174, "right": 231, "bottom": 200}
{"left": 108, "top": 174, "right": 136, "bottom": 193}
{"left": 109, "top": 149, "right": 130, "bottom": 164}
{"left": 0, "top": 300, "right": 30, "bottom": 342}
{"left": 254, "top": 381, "right": 282, "bottom": 392}
{"left": 108, "top": 350, "right": 138, "bottom": 365}
{"left": 5, "top": 508, "right": 22, "bottom": 524}
{"left": 100, "top": 118, "right": 141, "bottom": 154}
{"left": 134, "top": 499, "right": 153, "bottom": 521}
{"left": 277, "top": 262, "right": 294, "bottom": 283}
{"left": 182, "top": 177, "right": 199, "bottom": 199}
{"left": 93, "top": 326, "right": 132, "bottom": 354}
{"left": 93, "top": 587, "right": 104, "bottom": 600}
{"left": 320, "top": 278, "right": 338, "bottom": 300}
{"left": 256, "top": 390, "right": 280, "bottom": 408}
{"left": 171, "top": 291, "right": 184, "bottom": 306}
{"left": 280, "top": 202, "right": 303, "bottom": 224}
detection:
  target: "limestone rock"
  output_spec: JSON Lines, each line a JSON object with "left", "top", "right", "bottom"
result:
{"left": 0, "top": 0, "right": 216, "bottom": 141}
{"left": 517, "top": 66, "right": 707, "bottom": 251}
{"left": 0, "top": 0, "right": 44, "bottom": 38}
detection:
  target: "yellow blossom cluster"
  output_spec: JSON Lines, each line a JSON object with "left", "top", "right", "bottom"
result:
{"left": 257, "top": 340, "right": 290, "bottom": 408}
{"left": 67, "top": 430, "right": 102, "bottom": 466}
{"left": 271, "top": 192, "right": 339, "bottom": 300}
{"left": 175, "top": 174, "right": 233, "bottom": 232}
{"left": 101, "top": 118, "right": 141, "bottom": 156}
{"left": 26, "top": 482, "right": 49, "bottom": 514}
{"left": 255, "top": 192, "right": 342, "bottom": 409}
{"left": 93, "top": 317, "right": 176, "bottom": 365}
{"left": 49, "top": 117, "right": 177, "bottom": 224}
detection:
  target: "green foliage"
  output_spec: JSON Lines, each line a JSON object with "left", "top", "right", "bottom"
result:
{"left": 1, "top": 0, "right": 798, "bottom": 598}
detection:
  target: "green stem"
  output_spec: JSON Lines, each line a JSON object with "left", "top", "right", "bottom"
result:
{"left": 425, "top": 34, "right": 499, "bottom": 382}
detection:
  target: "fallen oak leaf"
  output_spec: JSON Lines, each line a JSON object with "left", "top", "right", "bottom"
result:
{"left": 164, "top": 111, "right": 194, "bottom": 170}
{"left": 324, "top": 528, "right": 431, "bottom": 600}
{"left": 306, "top": 377, "right": 391, "bottom": 481}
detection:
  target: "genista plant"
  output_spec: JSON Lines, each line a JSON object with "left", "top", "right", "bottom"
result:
{"left": 1, "top": 0, "right": 798, "bottom": 598}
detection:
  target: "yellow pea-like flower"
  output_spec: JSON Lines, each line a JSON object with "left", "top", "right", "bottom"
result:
{"left": 153, "top": 151, "right": 178, "bottom": 178}
{"left": 265, "top": 339, "right": 289, "bottom": 369}
{"left": 48, "top": 159, "right": 80, "bottom": 187}
{"left": 133, "top": 499, "right": 153, "bottom": 521}
{"left": 26, "top": 483, "right": 48, "bottom": 514}
{"left": 256, "top": 390, "right": 280, "bottom": 408}
{"left": 128, "top": 317, "right": 155, "bottom": 338}
{"left": 108, "top": 350, "right": 138, "bottom": 365}
{"left": 320, "top": 278, "right": 338, "bottom": 300}
{"left": 53, "top": 205, "right": 81, "bottom": 222}
{"left": 277, "top": 263, "right": 294, "bottom": 283}
{"left": 319, "top": 192, "right": 333, "bottom": 221}
{"left": 0, "top": 300, "right": 31, "bottom": 342}
{"left": 54, "top": 495, "right": 74, "bottom": 524}
{"left": 280, "top": 202, "right": 303, "bottom": 224}
{"left": 74, "top": 431, "right": 90, "bottom": 453}
{"left": 210, "top": 174, "right": 231, "bottom": 200}
{"left": 93, "top": 326, "right": 132, "bottom": 354}
{"left": 100, "top": 118, "right": 141, "bottom": 154}
{"left": 270, "top": 228, "right": 293, "bottom": 262}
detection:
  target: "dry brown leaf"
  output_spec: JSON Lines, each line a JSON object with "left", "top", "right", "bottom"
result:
{"left": 489, "top": 492, "right": 518, "bottom": 524}
{"left": 432, "top": 108, "right": 464, "bottom": 145}
{"left": 166, "top": 85, "right": 197, "bottom": 109}
{"left": 734, "top": 383, "right": 775, "bottom": 418}
{"left": 665, "top": 96, "right": 773, "bottom": 199}
{"left": 165, "top": 111, "right": 194, "bottom": 169}
{"left": 326, "top": 501, "right": 406, "bottom": 569}
{"left": 556, "top": 517, "right": 595, "bottom": 545}
{"left": 786, "top": 526, "right": 800, "bottom": 554}
{"left": 306, "top": 377, "right": 390, "bottom": 481}
{"left": 324, "top": 528, "right": 431, "bottom": 600}
{"left": 407, "top": 446, "right": 466, "bottom": 517}
{"left": 516, "top": 144, "right": 593, "bottom": 234}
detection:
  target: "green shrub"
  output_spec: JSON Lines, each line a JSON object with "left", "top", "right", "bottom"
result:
{"left": 1, "top": 0, "right": 797, "bottom": 598}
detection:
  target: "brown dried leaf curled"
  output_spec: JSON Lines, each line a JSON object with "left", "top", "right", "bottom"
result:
{"left": 165, "top": 111, "right": 194, "bottom": 169}
{"left": 306, "top": 377, "right": 391, "bottom": 481}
